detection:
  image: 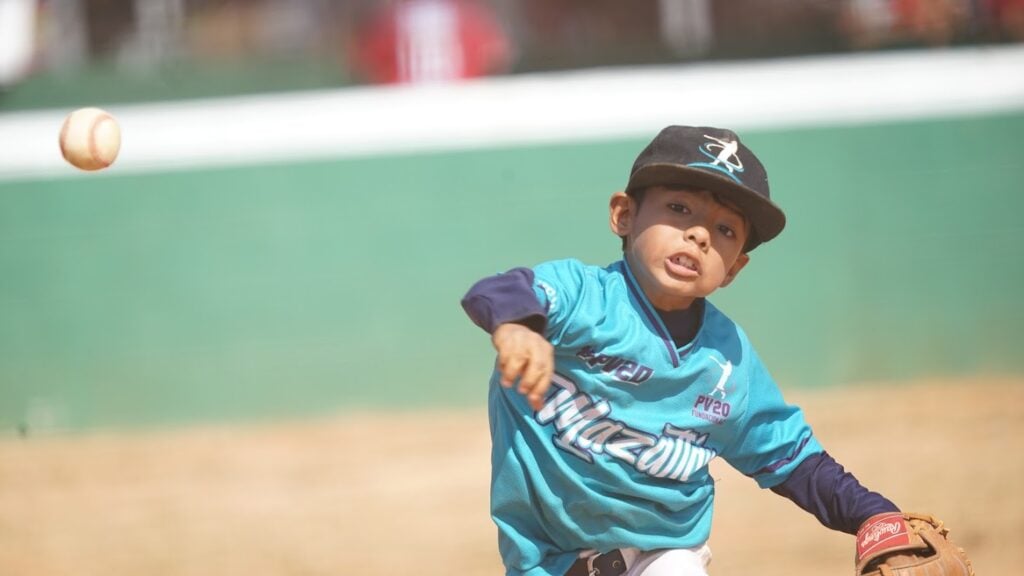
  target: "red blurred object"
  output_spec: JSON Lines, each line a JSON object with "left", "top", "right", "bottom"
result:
{"left": 351, "top": 0, "right": 512, "bottom": 84}
{"left": 984, "top": 0, "right": 1024, "bottom": 39}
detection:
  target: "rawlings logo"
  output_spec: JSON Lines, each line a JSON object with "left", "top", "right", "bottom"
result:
{"left": 859, "top": 521, "right": 903, "bottom": 547}
{"left": 857, "top": 514, "right": 910, "bottom": 559}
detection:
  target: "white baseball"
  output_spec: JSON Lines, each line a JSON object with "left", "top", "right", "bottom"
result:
{"left": 59, "top": 107, "right": 121, "bottom": 171}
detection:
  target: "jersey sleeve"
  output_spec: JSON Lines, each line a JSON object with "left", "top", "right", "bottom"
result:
{"left": 461, "top": 267, "right": 547, "bottom": 334}
{"left": 721, "top": 350, "right": 824, "bottom": 488}
{"left": 770, "top": 451, "right": 900, "bottom": 534}
{"left": 460, "top": 259, "right": 588, "bottom": 341}
{"left": 530, "top": 259, "right": 589, "bottom": 344}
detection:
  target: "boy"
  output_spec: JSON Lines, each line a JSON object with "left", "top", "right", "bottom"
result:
{"left": 461, "top": 126, "right": 971, "bottom": 576}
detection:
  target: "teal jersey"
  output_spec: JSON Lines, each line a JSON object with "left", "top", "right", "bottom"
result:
{"left": 488, "top": 259, "right": 822, "bottom": 576}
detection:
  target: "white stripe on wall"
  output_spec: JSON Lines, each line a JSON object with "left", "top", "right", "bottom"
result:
{"left": 1, "top": 45, "right": 1023, "bottom": 180}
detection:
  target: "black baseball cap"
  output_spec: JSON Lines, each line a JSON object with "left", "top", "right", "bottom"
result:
{"left": 626, "top": 125, "right": 785, "bottom": 252}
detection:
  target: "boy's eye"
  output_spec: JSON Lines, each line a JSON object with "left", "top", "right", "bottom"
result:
{"left": 718, "top": 225, "right": 736, "bottom": 239}
{"left": 667, "top": 203, "right": 690, "bottom": 214}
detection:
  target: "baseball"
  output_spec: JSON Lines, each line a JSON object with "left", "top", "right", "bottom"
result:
{"left": 59, "top": 107, "right": 121, "bottom": 171}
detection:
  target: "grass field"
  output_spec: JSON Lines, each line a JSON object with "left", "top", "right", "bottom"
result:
{"left": 1, "top": 377, "right": 1020, "bottom": 575}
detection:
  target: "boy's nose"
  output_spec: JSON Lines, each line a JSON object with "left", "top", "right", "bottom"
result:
{"left": 685, "top": 226, "right": 710, "bottom": 250}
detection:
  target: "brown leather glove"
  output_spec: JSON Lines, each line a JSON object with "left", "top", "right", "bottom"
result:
{"left": 856, "top": 512, "right": 974, "bottom": 576}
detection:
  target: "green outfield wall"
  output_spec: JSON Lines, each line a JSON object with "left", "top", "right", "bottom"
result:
{"left": 2, "top": 111, "right": 1023, "bottom": 431}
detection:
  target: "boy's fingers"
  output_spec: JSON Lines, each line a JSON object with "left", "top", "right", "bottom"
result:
{"left": 526, "top": 377, "right": 552, "bottom": 410}
{"left": 520, "top": 352, "right": 553, "bottom": 409}
{"left": 518, "top": 353, "right": 551, "bottom": 392}
{"left": 529, "top": 341, "right": 555, "bottom": 406}
{"left": 495, "top": 332, "right": 554, "bottom": 405}
{"left": 499, "top": 353, "right": 527, "bottom": 387}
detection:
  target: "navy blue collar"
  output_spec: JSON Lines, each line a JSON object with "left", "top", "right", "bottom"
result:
{"left": 617, "top": 259, "right": 706, "bottom": 368}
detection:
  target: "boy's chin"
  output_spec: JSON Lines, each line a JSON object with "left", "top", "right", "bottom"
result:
{"left": 660, "top": 274, "right": 720, "bottom": 298}
{"left": 650, "top": 282, "right": 716, "bottom": 309}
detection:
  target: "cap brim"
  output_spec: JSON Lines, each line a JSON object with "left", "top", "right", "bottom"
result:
{"left": 627, "top": 164, "right": 786, "bottom": 249}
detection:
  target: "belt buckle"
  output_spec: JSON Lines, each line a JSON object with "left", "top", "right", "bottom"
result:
{"left": 587, "top": 550, "right": 627, "bottom": 576}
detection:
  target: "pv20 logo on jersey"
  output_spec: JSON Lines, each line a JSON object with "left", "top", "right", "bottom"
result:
{"left": 576, "top": 345, "right": 653, "bottom": 385}
{"left": 691, "top": 356, "right": 733, "bottom": 424}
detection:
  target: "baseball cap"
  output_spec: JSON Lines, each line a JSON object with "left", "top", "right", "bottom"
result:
{"left": 626, "top": 125, "right": 785, "bottom": 251}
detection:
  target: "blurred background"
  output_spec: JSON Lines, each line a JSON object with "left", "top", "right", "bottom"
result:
{"left": 1, "top": 0, "right": 1023, "bottom": 430}
{"left": 2, "top": 0, "right": 1024, "bottom": 105}
{"left": 1, "top": 2, "right": 1023, "bottom": 576}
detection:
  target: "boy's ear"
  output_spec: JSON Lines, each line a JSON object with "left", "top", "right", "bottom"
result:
{"left": 609, "top": 191, "right": 634, "bottom": 238}
{"left": 720, "top": 253, "right": 750, "bottom": 288}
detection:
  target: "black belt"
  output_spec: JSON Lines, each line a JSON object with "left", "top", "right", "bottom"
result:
{"left": 564, "top": 549, "right": 627, "bottom": 576}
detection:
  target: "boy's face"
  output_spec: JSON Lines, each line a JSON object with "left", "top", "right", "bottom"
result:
{"left": 610, "top": 186, "right": 750, "bottom": 311}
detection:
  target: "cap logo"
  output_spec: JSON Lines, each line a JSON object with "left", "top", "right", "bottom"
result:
{"left": 687, "top": 135, "right": 744, "bottom": 184}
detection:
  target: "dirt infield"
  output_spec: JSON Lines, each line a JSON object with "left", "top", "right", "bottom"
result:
{"left": 1, "top": 378, "right": 1020, "bottom": 575}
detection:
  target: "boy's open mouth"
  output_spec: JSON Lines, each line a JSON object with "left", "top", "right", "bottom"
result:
{"left": 667, "top": 254, "right": 700, "bottom": 276}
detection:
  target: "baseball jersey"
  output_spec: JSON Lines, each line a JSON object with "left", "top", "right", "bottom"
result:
{"left": 475, "top": 258, "right": 823, "bottom": 576}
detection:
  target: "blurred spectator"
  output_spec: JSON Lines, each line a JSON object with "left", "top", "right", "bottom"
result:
{"left": 516, "top": 0, "right": 671, "bottom": 70}
{"left": 349, "top": 0, "right": 513, "bottom": 84}
{"left": 711, "top": 0, "right": 844, "bottom": 58}
{"left": 185, "top": 0, "right": 328, "bottom": 61}
{"left": 658, "top": 0, "right": 714, "bottom": 58}
{"left": 0, "top": 0, "right": 38, "bottom": 87}
{"left": 838, "top": 0, "right": 973, "bottom": 49}
{"left": 839, "top": 0, "right": 900, "bottom": 48}
{"left": 982, "top": 0, "right": 1024, "bottom": 40}
{"left": 2, "top": 0, "right": 1018, "bottom": 104}
{"left": 84, "top": 0, "right": 136, "bottom": 57}
{"left": 899, "top": 0, "right": 970, "bottom": 45}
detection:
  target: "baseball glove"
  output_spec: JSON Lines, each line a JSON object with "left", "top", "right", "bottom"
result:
{"left": 855, "top": 512, "right": 974, "bottom": 576}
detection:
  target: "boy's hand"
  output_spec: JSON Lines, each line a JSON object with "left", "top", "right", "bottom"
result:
{"left": 491, "top": 323, "right": 554, "bottom": 411}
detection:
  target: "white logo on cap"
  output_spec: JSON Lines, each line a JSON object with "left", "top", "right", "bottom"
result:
{"left": 688, "top": 135, "right": 746, "bottom": 184}
{"left": 702, "top": 135, "right": 744, "bottom": 173}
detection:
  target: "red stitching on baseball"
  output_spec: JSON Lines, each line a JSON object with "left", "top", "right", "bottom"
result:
{"left": 88, "top": 113, "right": 114, "bottom": 168}
{"left": 59, "top": 115, "right": 71, "bottom": 160}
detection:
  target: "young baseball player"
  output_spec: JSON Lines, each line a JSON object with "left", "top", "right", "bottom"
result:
{"left": 461, "top": 126, "right": 972, "bottom": 576}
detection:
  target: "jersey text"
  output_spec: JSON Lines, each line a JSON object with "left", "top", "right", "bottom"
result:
{"left": 536, "top": 373, "right": 716, "bottom": 482}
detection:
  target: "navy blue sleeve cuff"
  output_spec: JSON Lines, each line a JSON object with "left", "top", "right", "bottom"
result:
{"left": 770, "top": 451, "right": 900, "bottom": 534}
{"left": 460, "top": 267, "right": 548, "bottom": 335}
